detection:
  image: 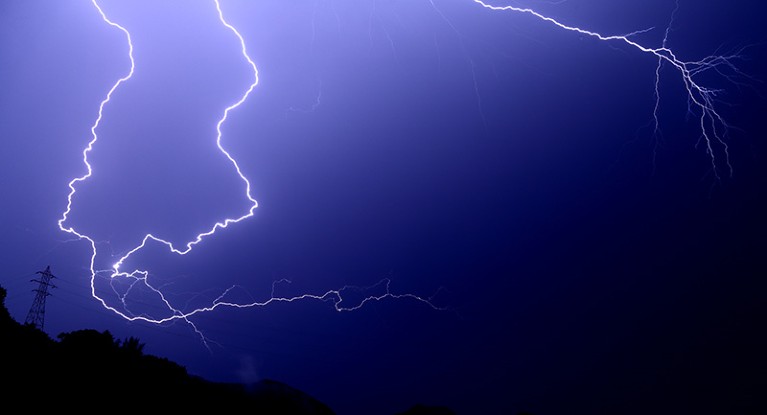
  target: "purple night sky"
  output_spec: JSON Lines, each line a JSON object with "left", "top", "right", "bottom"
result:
{"left": 1, "top": 1, "right": 766, "bottom": 413}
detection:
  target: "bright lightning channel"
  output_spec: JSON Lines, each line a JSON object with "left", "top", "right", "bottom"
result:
{"left": 59, "top": 0, "right": 744, "bottom": 333}
{"left": 59, "top": 1, "right": 442, "bottom": 337}
{"left": 470, "top": 0, "right": 743, "bottom": 180}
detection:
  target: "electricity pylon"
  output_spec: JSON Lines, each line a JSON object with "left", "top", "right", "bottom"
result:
{"left": 25, "top": 266, "right": 56, "bottom": 330}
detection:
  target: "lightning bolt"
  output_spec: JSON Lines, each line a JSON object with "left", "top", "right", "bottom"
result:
{"left": 59, "top": 0, "right": 443, "bottom": 340}
{"left": 58, "top": 0, "right": 745, "bottom": 337}
{"left": 651, "top": 0, "right": 681, "bottom": 165}
{"left": 469, "top": 0, "right": 743, "bottom": 180}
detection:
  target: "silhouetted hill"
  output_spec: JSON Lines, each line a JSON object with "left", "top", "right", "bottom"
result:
{"left": 0, "top": 285, "right": 333, "bottom": 413}
{"left": 1, "top": 285, "right": 461, "bottom": 413}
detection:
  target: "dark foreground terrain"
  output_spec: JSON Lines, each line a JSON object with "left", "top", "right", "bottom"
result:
{"left": 0, "top": 285, "right": 457, "bottom": 414}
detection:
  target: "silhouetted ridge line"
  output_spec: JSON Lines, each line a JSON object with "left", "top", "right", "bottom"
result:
{"left": 0, "top": 284, "right": 333, "bottom": 413}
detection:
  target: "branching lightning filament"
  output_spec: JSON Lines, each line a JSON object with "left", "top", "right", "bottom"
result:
{"left": 58, "top": 0, "right": 743, "bottom": 337}
{"left": 59, "top": 1, "right": 442, "bottom": 340}
{"left": 471, "top": 0, "right": 743, "bottom": 179}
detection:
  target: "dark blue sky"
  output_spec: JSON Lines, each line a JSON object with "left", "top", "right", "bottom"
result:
{"left": 2, "top": 1, "right": 766, "bottom": 414}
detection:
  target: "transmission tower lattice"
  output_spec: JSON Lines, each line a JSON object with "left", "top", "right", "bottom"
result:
{"left": 25, "top": 265, "right": 56, "bottom": 330}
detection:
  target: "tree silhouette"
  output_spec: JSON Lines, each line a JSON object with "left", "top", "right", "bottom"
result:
{"left": 0, "top": 285, "right": 10, "bottom": 323}
{"left": 121, "top": 336, "right": 145, "bottom": 356}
